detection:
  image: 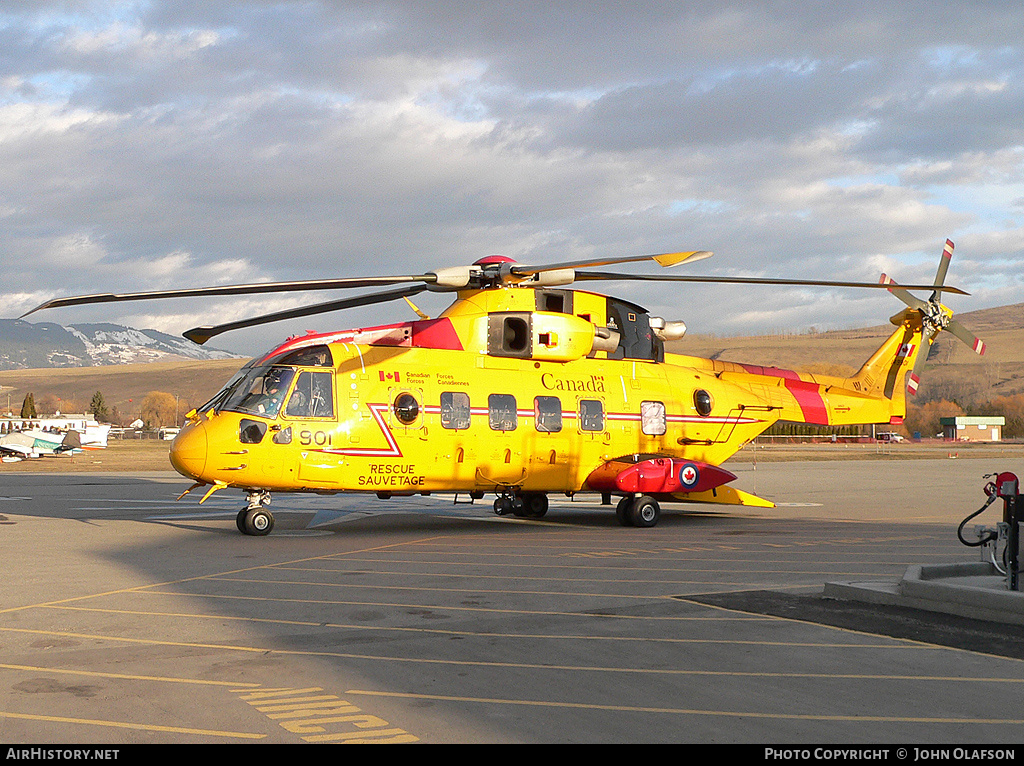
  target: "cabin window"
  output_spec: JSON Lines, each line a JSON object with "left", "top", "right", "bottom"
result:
{"left": 693, "top": 389, "right": 713, "bottom": 417}
{"left": 579, "top": 399, "right": 605, "bottom": 432}
{"left": 534, "top": 396, "right": 562, "bottom": 433}
{"left": 441, "top": 392, "right": 471, "bottom": 430}
{"left": 393, "top": 392, "right": 420, "bottom": 425}
{"left": 285, "top": 371, "right": 335, "bottom": 418}
{"left": 239, "top": 419, "right": 267, "bottom": 444}
{"left": 641, "top": 401, "right": 667, "bottom": 435}
{"left": 488, "top": 394, "right": 518, "bottom": 431}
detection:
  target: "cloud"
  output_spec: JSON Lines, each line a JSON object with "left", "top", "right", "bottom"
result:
{"left": 0, "top": 1, "right": 1021, "bottom": 353}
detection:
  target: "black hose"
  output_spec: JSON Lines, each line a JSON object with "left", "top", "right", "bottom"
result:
{"left": 958, "top": 490, "right": 998, "bottom": 547}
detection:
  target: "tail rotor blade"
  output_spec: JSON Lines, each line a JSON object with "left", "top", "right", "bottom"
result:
{"left": 879, "top": 274, "right": 929, "bottom": 311}
{"left": 931, "top": 239, "right": 955, "bottom": 302}
{"left": 906, "top": 328, "right": 935, "bottom": 396}
{"left": 946, "top": 319, "right": 987, "bottom": 356}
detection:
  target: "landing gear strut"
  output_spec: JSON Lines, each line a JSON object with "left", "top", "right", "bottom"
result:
{"left": 615, "top": 495, "right": 661, "bottom": 528}
{"left": 237, "top": 491, "right": 274, "bottom": 536}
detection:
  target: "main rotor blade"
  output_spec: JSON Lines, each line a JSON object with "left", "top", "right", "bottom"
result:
{"left": 574, "top": 271, "right": 970, "bottom": 295}
{"left": 509, "top": 250, "right": 712, "bottom": 278}
{"left": 19, "top": 274, "right": 438, "bottom": 318}
{"left": 182, "top": 285, "right": 428, "bottom": 345}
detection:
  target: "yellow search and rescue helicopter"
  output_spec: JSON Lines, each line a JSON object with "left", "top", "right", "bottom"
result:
{"left": 23, "top": 240, "right": 985, "bottom": 535}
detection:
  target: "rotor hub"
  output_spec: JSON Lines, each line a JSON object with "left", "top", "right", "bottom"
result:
{"left": 473, "top": 255, "right": 517, "bottom": 266}
{"left": 922, "top": 301, "right": 950, "bottom": 331}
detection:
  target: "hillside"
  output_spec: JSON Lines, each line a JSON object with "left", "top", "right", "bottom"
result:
{"left": 0, "top": 302, "right": 1018, "bottom": 422}
{"left": 667, "top": 303, "right": 1024, "bottom": 403}
{"left": 0, "top": 319, "right": 241, "bottom": 370}
{"left": 0, "top": 358, "right": 246, "bottom": 421}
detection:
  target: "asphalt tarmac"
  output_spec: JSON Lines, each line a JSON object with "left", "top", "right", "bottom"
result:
{"left": 1, "top": 454, "right": 1023, "bottom": 745}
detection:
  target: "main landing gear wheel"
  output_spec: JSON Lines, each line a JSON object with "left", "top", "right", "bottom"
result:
{"left": 616, "top": 495, "right": 661, "bottom": 528}
{"left": 615, "top": 496, "right": 633, "bottom": 526}
{"left": 518, "top": 493, "right": 548, "bottom": 518}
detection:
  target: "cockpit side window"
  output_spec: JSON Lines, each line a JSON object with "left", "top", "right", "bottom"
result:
{"left": 285, "top": 371, "right": 335, "bottom": 418}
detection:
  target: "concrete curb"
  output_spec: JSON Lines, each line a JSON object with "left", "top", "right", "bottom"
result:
{"left": 824, "top": 561, "right": 1024, "bottom": 627}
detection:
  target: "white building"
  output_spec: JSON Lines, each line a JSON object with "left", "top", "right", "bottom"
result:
{"left": 940, "top": 416, "right": 1005, "bottom": 442}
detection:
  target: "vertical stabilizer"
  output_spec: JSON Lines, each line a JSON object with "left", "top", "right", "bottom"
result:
{"left": 848, "top": 309, "right": 925, "bottom": 422}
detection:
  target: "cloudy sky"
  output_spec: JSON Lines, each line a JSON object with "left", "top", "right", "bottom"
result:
{"left": 2, "top": 1, "right": 1022, "bottom": 354}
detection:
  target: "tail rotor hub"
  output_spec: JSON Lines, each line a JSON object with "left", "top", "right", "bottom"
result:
{"left": 922, "top": 301, "right": 950, "bottom": 331}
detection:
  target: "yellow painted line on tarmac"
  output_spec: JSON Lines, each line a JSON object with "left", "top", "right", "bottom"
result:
{"left": 0, "top": 536, "right": 448, "bottom": 616}
{"left": 0, "top": 625, "right": 1008, "bottom": 679}
{"left": 0, "top": 662, "right": 260, "bottom": 687}
{"left": 208, "top": 572, "right": 908, "bottom": 592}
{"left": 0, "top": 626, "right": 288, "bottom": 655}
{"left": 316, "top": 553, "right": 938, "bottom": 570}
{"left": 267, "top": 563, "right": 903, "bottom": 580}
{"left": 0, "top": 710, "right": 265, "bottom": 739}
{"left": 205, "top": 574, "right": 718, "bottom": 598}
{"left": 344, "top": 689, "right": 1024, "bottom": 725}
{"left": 39, "top": 605, "right": 916, "bottom": 648}
{"left": 389, "top": 537, "right": 944, "bottom": 552}
{"left": 135, "top": 588, "right": 764, "bottom": 620}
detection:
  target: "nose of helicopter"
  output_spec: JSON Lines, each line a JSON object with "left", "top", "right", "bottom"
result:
{"left": 169, "top": 421, "right": 208, "bottom": 480}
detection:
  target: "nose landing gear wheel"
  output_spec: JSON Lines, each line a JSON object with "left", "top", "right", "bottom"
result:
{"left": 237, "top": 506, "right": 275, "bottom": 536}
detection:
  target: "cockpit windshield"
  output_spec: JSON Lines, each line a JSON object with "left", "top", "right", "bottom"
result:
{"left": 197, "top": 343, "right": 337, "bottom": 419}
{"left": 220, "top": 365, "right": 297, "bottom": 418}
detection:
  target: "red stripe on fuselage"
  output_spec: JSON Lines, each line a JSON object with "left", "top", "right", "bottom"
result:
{"left": 737, "top": 364, "right": 828, "bottom": 424}
{"left": 411, "top": 318, "right": 463, "bottom": 350}
{"left": 783, "top": 378, "right": 829, "bottom": 425}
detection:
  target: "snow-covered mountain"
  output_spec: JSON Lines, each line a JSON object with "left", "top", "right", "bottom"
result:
{"left": 0, "top": 320, "right": 242, "bottom": 369}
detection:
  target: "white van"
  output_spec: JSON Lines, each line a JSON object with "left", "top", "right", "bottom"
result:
{"left": 876, "top": 432, "right": 905, "bottom": 443}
